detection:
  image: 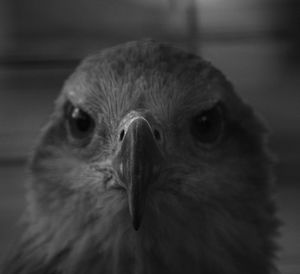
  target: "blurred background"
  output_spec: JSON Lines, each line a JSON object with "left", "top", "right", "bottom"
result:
{"left": 0, "top": 0, "right": 299, "bottom": 272}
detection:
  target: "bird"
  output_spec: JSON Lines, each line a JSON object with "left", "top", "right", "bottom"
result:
{"left": 1, "top": 39, "right": 279, "bottom": 274}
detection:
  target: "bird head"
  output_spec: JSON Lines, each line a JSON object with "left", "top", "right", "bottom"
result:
{"left": 24, "top": 40, "right": 278, "bottom": 274}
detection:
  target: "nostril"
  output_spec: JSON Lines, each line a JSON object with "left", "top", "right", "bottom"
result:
{"left": 119, "top": 129, "right": 125, "bottom": 142}
{"left": 153, "top": 128, "right": 162, "bottom": 142}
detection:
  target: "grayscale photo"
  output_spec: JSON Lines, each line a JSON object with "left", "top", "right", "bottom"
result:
{"left": 0, "top": 0, "right": 299, "bottom": 273}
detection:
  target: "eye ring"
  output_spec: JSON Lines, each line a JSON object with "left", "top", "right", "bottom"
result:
{"left": 190, "top": 104, "right": 224, "bottom": 146}
{"left": 65, "top": 102, "right": 95, "bottom": 145}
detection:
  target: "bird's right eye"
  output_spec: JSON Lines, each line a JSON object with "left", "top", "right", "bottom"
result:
{"left": 65, "top": 102, "right": 95, "bottom": 144}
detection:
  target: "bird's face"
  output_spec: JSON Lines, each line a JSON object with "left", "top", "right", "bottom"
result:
{"left": 28, "top": 41, "right": 276, "bottom": 273}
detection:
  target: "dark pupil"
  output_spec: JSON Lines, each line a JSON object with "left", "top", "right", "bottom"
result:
{"left": 71, "top": 108, "right": 92, "bottom": 132}
{"left": 191, "top": 106, "right": 223, "bottom": 144}
{"left": 66, "top": 104, "right": 94, "bottom": 139}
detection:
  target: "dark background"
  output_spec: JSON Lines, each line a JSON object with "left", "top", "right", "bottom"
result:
{"left": 0, "top": 0, "right": 299, "bottom": 273}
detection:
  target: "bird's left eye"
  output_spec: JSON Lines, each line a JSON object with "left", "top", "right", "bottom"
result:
{"left": 65, "top": 103, "right": 95, "bottom": 142}
{"left": 190, "top": 104, "right": 224, "bottom": 145}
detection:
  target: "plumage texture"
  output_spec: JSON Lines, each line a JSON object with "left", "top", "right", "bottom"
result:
{"left": 2, "top": 40, "right": 279, "bottom": 274}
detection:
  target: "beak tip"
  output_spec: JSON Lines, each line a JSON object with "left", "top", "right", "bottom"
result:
{"left": 132, "top": 215, "right": 141, "bottom": 231}
{"left": 133, "top": 223, "right": 140, "bottom": 231}
{"left": 129, "top": 203, "right": 141, "bottom": 231}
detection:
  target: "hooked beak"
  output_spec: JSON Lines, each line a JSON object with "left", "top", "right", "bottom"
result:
{"left": 112, "top": 112, "right": 163, "bottom": 230}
